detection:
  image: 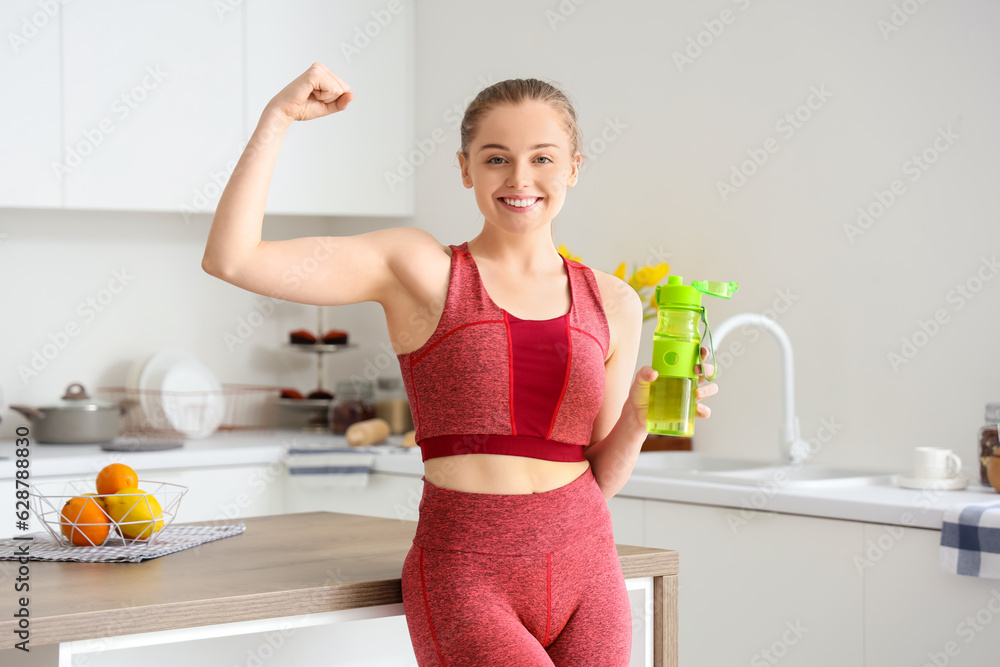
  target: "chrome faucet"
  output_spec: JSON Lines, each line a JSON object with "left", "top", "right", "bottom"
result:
{"left": 710, "top": 313, "right": 811, "bottom": 465}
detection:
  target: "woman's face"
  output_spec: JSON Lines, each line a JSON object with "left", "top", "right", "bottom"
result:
{"left": 458, "top": 101, "right": 581, "bottom": 235}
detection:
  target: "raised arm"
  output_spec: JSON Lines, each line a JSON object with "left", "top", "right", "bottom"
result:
{"left": 202, "top": 62, "right": 416, "bottom": 307}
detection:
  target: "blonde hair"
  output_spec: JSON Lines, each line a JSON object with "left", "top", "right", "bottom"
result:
{"left": 458, "top": 78, "right": 582, "bottom": 162}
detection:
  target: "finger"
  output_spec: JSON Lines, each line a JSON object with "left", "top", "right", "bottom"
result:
{"left": 700, "top": 346, "right": 708, "bottom": 359}
{"left": 696, "top": 383, "right": 719, "bottom": 400}
{"left": 332, "top": 90, "right": 354, "bottom": 111}
{"left": 696, "top": 403, "right": 711, "bottom": 418}
{"left": 330, "top": 72, "right": 351, "bottom": 92}
{"left": 636, "top": 366, "right": 658, "bottom": 384}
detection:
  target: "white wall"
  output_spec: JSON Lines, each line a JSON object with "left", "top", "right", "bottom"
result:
{"left": 2, "top": 0, "right": 998, "bottom": 477}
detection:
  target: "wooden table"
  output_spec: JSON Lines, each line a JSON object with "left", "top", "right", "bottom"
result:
{"left": 0, "top": 512, "right": 678, "bottom": 666}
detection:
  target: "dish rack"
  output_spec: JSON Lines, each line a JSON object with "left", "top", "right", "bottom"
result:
{"left": 96, "top": 383, "right": 282, "bottom": 439}
{"left": 28, "top": 479, "right": 188, "bottom": 547}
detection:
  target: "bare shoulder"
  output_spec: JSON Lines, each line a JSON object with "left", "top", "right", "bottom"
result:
{"left": 588, "top": 267, "right": 643, "bottom": 361}
{"left": 380, "top": 227, "right": 452, "bottom": 307}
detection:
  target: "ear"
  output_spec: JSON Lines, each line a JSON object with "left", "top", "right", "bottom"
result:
{"left": 458, "top": 151, "right": 473, "bottom": 189}
{"left": 566, "top": 152, "right": 582, "bottom": 188}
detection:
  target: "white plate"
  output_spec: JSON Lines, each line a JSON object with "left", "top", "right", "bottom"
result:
{"left": 893, "top": 474, "right": 969, "bottom": 490}
{"left": 137, "top": 349, "right": 196, "bottom": 430}
{"left": 159, "top": 359, "right": 225, "bottom": 438}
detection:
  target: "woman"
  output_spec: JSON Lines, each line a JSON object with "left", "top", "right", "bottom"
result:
{"left": 203, "top": 62, "right": 717, "bottom": 666}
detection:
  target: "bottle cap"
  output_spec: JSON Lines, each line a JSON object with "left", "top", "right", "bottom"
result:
{"left": 655, "top": 276, "right": 740, "bottom": 309}
{"left": 691, "top": 280, "right": 740, "bottom": 299}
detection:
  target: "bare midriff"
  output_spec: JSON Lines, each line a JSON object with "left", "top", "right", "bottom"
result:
{"left": 422, "top": 455, "right": 592, "bottom": 494}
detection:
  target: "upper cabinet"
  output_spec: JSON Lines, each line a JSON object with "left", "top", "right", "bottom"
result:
{"left": 61, "top": 0, "right": 243, "bottom": 214}
{"left": 0, "top": 0, "right": 414, "bottom": 217}
{"left": 245, "top": 0, "right": 414, "bottom": 216}
{"left": 1, "top": 1, "right": 62, "bottom": 208}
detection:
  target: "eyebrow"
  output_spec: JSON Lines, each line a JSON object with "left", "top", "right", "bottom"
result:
{"left": 477, "top": 143, "right": 559, "bottom": 153}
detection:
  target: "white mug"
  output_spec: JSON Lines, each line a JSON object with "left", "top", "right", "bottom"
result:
{"left": 914, "top": 447, "right": 962, "bottom": 480}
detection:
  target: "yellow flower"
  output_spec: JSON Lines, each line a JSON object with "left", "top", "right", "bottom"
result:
{"left": 557, "top": 244, "right": 581, "bottom": 263}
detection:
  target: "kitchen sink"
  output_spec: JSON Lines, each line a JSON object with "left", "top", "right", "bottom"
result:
{"left": 633, "top": 451, "right": 893, "bottom": 488}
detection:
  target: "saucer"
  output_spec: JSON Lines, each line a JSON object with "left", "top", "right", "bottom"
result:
{"left": 893, "top": 474, "right": 969, "bottom": 490}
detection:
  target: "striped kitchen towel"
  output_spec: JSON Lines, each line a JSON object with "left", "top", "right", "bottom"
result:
{"left": 0, "top": 522, "right": 245, "bottom": 563}
{"left": 940, "top": 501, "right": 1000, "bottom": 578}
{"left": 284, "top": 444, "right": 377, "bottom": 488}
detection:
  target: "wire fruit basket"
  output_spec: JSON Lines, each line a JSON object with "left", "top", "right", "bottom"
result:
{"left": 28, "top": 479, "right": 188, "bottom": 548}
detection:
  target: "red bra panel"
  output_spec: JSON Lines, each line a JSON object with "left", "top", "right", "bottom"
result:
{"left": 396, "top": 241, "right": 610, "bottom": 463}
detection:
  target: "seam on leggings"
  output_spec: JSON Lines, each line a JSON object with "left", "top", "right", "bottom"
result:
{"left": 419, "top": 546, "right": 449, "bottom": 666}
{"left": 544, "top": 551, "right": 552, "bottom": 645}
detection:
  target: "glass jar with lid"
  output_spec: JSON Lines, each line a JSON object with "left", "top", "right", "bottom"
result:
{"left": 979, "top": 402, "right": 1000, "bottom": 486}
{"left": 374, "top": 375, "right": 413, "bottom": 435}
{"left": 329, "top": 380, "right": 375, "bottom": 435}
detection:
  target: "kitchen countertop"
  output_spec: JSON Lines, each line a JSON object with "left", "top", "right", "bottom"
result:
{"left": 2, "top": 430, "right": 996, "bottom": 530}
{"left": 0, "top": 511, "right": 679, "bottom": 657}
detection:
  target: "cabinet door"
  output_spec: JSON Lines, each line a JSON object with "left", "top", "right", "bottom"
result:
{"left": 645, "top": 500, "right": 864, "bottom": 667}
{"left": 61, "top": 0, "right": 243, "bottom": 213}
{"left": 607, "top": 495, "right": 644, "bottom": 547}
{"left": 245, "top": 0, "right": 414, "bottom": 216}
{"left": 864, "top": 522, "right": 1000, "bottom": 666}
{"left": 283, "top": 471, "right": 424, "bottom": 522}
{"left": 0, "top": 2, "right": 62, "bottom": 208}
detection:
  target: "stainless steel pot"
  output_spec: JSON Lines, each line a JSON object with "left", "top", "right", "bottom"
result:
{"left": 10, "top": 382, "right": 134, "bottom": 444}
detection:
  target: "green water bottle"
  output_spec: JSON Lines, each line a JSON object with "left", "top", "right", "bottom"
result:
{"left": 647, "top": 276, "right": 739, "bottom": 436}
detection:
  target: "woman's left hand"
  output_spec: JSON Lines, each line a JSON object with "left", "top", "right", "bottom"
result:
{"left": 694, "top": 345, "right": 718, "bottom": 418}
{"left": 627, "top": 346, "right": 719, "bottom": 430}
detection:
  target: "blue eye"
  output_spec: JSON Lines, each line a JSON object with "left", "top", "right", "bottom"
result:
{"left": 486, "top": 156, "right": 505, "bottom": 164}
{"left": 536, "top": 156, "right": 553, "bottom": 163}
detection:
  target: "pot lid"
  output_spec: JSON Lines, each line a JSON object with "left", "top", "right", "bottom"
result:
{"left": 41, "top": 383, "right": 118, "bottom": 411}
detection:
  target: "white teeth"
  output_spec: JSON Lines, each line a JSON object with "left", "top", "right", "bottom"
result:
{"left": 502, "top": 197, "right": 538, "bottom": 208}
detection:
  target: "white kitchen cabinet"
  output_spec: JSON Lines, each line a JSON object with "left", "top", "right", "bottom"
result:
{"left": 245, "top": 0, "right": 415, "bottom": 216}
{"left": 863, "top": 522, "right": 1000, "bottom": 666}
{"left": 644, "top": 499, "right": 865, "bottom": 667}
{"left": 283, "top": 470, "right": 425, "bottom": 521}
{"left": 60, "top": 0, "right": 243, "bottom": 213}
{"left": 0, "top": 1, "right": 62, "bottom": 207}
{"left": 607, "top": 494, "right": 644, "bottom": 548}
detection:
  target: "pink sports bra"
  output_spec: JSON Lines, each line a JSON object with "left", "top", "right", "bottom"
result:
{"left": 396, "top": 241, "right": 611, "bottom": 463}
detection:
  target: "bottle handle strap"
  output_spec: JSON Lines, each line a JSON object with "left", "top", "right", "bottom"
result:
{"left": 700, "top": 307, "right": 718, "bottom": 382}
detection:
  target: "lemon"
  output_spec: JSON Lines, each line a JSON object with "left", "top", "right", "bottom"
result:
{"left": 105, "top": 487, "right": 164, "bottom": 540}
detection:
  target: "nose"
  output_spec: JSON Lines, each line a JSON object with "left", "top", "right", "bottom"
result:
{"left": 505, "top": 158, "right": 532, "bottom": 189}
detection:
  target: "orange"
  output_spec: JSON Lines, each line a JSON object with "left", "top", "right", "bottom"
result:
{"left": 60, "top": 496, "right": 112, "bottom": 546}
{"left": 96, "top": 463, "right": 138, "bottom": 496}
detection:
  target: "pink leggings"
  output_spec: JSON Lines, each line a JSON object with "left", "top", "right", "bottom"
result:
{"left": 401, "top": 465, "right": 632, "bottom": 666}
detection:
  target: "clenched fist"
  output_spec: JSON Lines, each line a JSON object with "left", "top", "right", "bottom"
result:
{"left": 267, "top": 62, "right": 354, "bottom": 123}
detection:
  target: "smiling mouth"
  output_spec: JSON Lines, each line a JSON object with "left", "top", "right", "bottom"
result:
{"left": 498, "top": 197, "right": 542, "bottom": 209}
